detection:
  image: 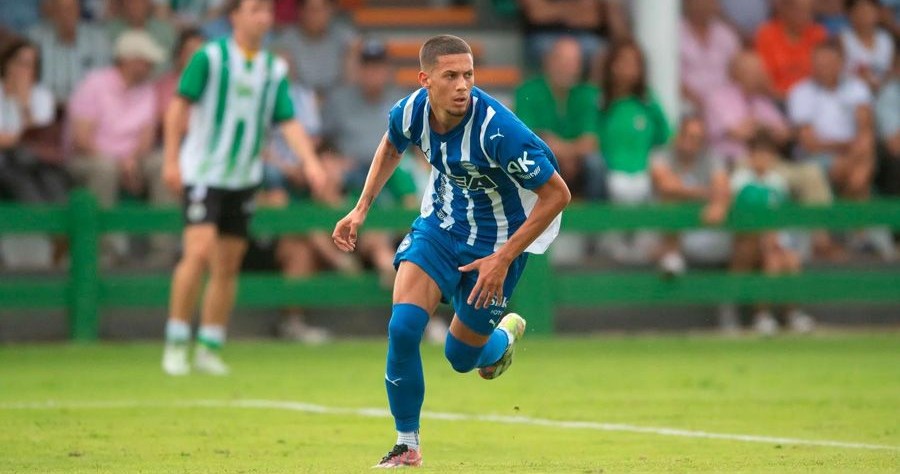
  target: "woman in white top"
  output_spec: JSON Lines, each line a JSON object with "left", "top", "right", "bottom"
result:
{"left": 0, "top": 39, "right": 68, "bottom": 203}
{"left": 841, "top": 0, "right": 895, "bottom": 91}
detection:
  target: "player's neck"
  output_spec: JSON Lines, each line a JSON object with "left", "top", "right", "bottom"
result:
{"left": 232, "top": 32, "right": 263, "bottom": 56}
{"left": 429, "top": 107, "right": 466, "bottom": 134}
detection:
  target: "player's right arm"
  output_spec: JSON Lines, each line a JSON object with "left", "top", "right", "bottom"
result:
{"left": 332, "top": 133, "right": 403, "bottom": 252}
{"left": 162, "top": 48, "right": 209, "bottom": 194}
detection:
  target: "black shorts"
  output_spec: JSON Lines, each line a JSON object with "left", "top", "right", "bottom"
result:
{"left": 182, "top": 185, "right": 257, "bottom": 238}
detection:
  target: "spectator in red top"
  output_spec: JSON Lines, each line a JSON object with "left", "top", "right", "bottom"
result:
{"left": 755, "top": 0, "right": 828, "bottom": 99}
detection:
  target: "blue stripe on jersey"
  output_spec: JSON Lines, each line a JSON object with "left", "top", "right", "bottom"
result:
{"left": 386, "top": 87, "right": 561, "bottom": 254}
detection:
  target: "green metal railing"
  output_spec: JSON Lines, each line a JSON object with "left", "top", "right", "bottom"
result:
{"left": 1, "top": 189, "right": 899, "bottom": 340}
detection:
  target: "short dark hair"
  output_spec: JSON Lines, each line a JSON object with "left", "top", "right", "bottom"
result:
{"left": 814, "top": 38, "right": 845, "bottom": 57}
{"left": 747, "top": 129, "right": 778, "bottom": 153}
{"left": 419, "top": 35, "right": 472, "bottom": 70}
{"left": 172, "top": 27, "right": 205, "bottom": 61}
{"left": 0, "top": 38, "right": 40, "bottom": 81}
{"left": 845, "top": 0, "right": 881, "bottom": 11}
{"left": 225, "top": 0, "right": 272, "bottom": 15}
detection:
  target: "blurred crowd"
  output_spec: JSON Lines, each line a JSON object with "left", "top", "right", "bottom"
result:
{"left": 0, "top": 0, "right": 899, "bottom": 337}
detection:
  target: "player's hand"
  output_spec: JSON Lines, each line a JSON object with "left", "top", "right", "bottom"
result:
{"left": 332, "top": 208, "right": 366, "bottom": 252}
{"left": 162, "top": 160, "right": 182, "bottom": 195}
{"left": 701, "top": 202, "right": 728, "bottom": 226}
{"left": 303, "top": 159, "right": 330, "bottom": 201}
{"left": 459, "top": 253, "right": 511, "bottom": 310}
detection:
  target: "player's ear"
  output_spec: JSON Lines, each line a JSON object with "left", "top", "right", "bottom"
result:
{"left": 418, "top": 70, "right": 429, "bottom": 89}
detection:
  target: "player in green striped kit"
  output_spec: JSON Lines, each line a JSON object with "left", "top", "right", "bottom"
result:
{"left": 161, "top": 0, "right": 328, "bottom": 375}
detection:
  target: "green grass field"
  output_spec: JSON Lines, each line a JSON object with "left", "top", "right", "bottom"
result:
{"left": 1, "top": 332, "right": 899, "bottom": 473}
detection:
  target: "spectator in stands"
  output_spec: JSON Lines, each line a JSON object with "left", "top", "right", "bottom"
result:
{"left": 516, "top": 36, "right": 602, "bottom": 199}
{"left": 705, "top": 50, "right": 792, "bottom": 165}
{"left": 841, "top": 0, "right": 895, "bottom": 92}
{"left": 709, "top": 49, "right": 843, "bottom": 259}
{"left": 518, "top": 0, "right": 629, "bottom": 71}
{"left": 596, "top": 39, "right": 670, "bottom": 262}
{"left": 597, "top": 40, "right": 669, "bottom": 206}
{"left": 106, "top": 0, "right": 177, "bottom": 68}
{"left": 153, "top": 0, "right": 226, "bottom": 29}
{"left": 28, "top": 0, "right": 111, "bottom": 104}
{"left": 156, "top": 28, "right": 205, "bottom": 127}
{"left": 815, "top": 0, "right": 849, "bottom": 36}
{"left": 755, "top": 0, "right": 828, "bottom": 99}
{"left": 0, "top": 39, "right": 67, "bottom": 204}
{"left": 875, "top": 43, "right": 900, "bottom": 196}
{"left": 274, "top": 0, "right": 359, "bottom": 97}
{"left": 680, "top": 0, "right": 741, "bottom": 114}
{"left": 67, "top": 30, "right": 164, "bottom": 210}
{"left": 729, "top": 130, "right": 815, "bottom": 335}
{"left": 788, "top": 40, "right": 875, "bottom": 201}
{"left": 650, "top": 116, "right": 731, "bottom": 277}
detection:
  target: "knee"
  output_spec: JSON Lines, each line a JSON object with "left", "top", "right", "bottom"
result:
{"left": 388, "top": 304, "right": 429, "bottom": 353}
{"left": 444, "top": 334, "right": 478, "bottom": 373}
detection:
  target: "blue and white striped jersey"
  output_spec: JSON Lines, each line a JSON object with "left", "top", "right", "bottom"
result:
{"left": 387, "top": 87, "right": 562, "bottom": 254}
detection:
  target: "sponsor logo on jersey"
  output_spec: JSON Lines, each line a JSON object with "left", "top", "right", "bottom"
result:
{"left": 506, "top": 151, "right": 541, "bottom": 180}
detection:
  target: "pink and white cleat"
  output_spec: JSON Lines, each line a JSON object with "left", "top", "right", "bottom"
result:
{"left": 372, "top": 444, "right": 422, "bottom": 468}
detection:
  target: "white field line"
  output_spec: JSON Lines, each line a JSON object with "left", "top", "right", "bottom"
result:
{"left": 2, "top": 399, "right": 898, "bottom": 452}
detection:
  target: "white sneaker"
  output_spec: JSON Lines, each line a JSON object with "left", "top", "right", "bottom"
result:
{"left": 162, "top": 343, "right": 190, "bottom": 376}
{"left": 194, "top": 346, "right": 230, "bottom": 376}
{"left": 787, "top": 310, "right": 816, "bottom": 334}
{"left": 753, "top": 311, "right": 779, "bottom": 336}
{"left": 659, "top": 251, "right": 686, "bottom": 277}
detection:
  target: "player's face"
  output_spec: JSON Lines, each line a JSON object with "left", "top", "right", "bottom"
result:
{"left": 749, "top": 148, "right": 776, "bottom": 175}
{"left": 422, "top": 53, "right": 474, "bottom": 118}
{"left": 231, "top": 0, "right": 274, "bottom": 43}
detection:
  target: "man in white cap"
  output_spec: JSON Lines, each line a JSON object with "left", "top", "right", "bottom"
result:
{"left": 160, "top": 0, "right": 329, "bottom": 376}
{"left": 68, "top": 29, "right": 167, "bottom": 211}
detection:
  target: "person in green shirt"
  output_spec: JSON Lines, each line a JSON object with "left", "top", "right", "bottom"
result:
{"left": 596, "top": 39, "right": 670, "bottom": 205}
{"left": 515, "top": 36, "right": 603, "bottom": 199}
{"left": 730, "top": 130, "right": 815, "bottom": 335}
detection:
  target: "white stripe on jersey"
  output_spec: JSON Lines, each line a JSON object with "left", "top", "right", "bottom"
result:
{"left": 489, "top": 189, "right": 508, "bottom": 251}
{"left": 402, "top": 88, "right": 422, "bottom": 140}
{"left": 460, "top": 98, "right": 478, "bottom": 246}
{"left": 418, "top": 102, "right": 435, "bottom": 218}
{"left": 438, "top": 141, "right": 456, "bottom": 230}
{"left": 479, "top": 106, "right": 500, "bottom": 168}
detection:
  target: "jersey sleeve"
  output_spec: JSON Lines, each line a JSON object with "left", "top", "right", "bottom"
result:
{"left": 177, "top": 49, "right": 210, "bottom": 102}
{"left": 386, "top": 95, "right": 412, "bottom": 153}
{"left": 488, "top": 116, "right": 557, "bottom": 190}
{"left": 272, "top": 77, "right": 295, "bottom": 123}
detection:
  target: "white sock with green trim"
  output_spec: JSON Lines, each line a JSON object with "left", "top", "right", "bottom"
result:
{"left": 198, "top": 325, "right": 226, "bottom": 350}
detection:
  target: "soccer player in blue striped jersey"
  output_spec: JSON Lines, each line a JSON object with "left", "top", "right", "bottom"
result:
{"left": 332, "top": 35, "right": 571, "bottom": 468}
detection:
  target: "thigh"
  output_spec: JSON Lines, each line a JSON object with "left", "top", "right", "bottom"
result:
{"left": 211, "top": 234, "right": 249, "bottom": 275}
{"left": 453, "top": 252, "right": 529, "bottom": 336}
{"left": 392, "top": 225, "right": 460, "bottom": 304}
{"left": 392, "top": 261, "right": 442, "bottom": 316}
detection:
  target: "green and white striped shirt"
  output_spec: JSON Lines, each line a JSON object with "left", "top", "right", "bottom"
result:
{"left": 178, "top": 37, "right": 294, "bottom": 189}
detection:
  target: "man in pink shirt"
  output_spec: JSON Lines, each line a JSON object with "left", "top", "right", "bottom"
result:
{"left": 680, "top": 0, "right": 741, "bottom": 113}
{"left": 67, "top": 29, "right": 164, "bottom": 208}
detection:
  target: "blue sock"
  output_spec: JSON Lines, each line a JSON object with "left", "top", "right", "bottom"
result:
{"left": 444, "top": 329, "right": 509, "bottom": 373}
{"left": 385, "top": 303, "right": 429, "bottom": 432}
